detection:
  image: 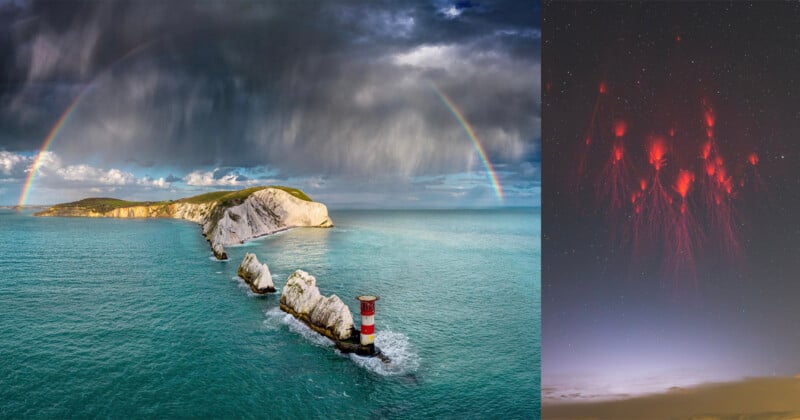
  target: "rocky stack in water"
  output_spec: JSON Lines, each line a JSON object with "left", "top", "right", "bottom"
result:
{"left": 279, "top": 270, "right": 355, "bottom": 341}
{"left": 237, "top": 253, "right": 275, "bottom": 294}
{"left": 212, "top": 242, "right": 228, "bottom": 260}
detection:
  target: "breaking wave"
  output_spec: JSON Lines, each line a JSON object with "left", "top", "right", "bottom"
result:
{"left": 263, "top": 309, "right": 418, "bottom": 376}
{"left": 265, "top": 307, "right": 334, "bottom": 347}
{"left": 346, "top": 330, "right": 419, "bottom": 376}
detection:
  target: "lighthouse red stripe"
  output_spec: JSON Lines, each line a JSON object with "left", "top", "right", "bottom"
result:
{"left": 361, "top": 324, "right": 374, "bottom": 335}
{"left": 360, "top": 308, "right": 375, "bottom": 316}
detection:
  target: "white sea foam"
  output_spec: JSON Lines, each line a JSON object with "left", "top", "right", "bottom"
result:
{"left": 261, "top": 317, "right": 280, "bottom": 331}
{"left": 265, "top": 307, "right": 282, "bottom": 319}
{"left": 209, "top": 255, "right": 228, "bottom": 262}
{"left": 227, "top": 240, "right": 259, "bottom": 248}
{"left": 263, "top": 308, "right": 418, "bottom": 375}
{"left": 260, "top": 307, "right": 283, "bottom": 330}
{"left": 232, "top": 276, "right": 251, "bottom": 292}
{"left": 229, "top": 229, "right": 292, "bottom": 248}
{"left": 347, "top": 330, "right": 419, "bottom": 376}
{"left": 265, "top": 307, "right": 334, "bottom": 348}
{"left": 233, "top": 276, "right": 279, "bottom": 297}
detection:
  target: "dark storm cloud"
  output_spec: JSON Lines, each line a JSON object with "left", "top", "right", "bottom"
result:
{"left": 0, "top": 0, "right": 539, "bottom": 179}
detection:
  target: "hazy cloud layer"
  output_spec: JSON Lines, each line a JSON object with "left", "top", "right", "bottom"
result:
{"left": 0, "top": 0, "right": 539, "bottom": 206}
{"left": 0, "top": 150, "right": 171, "bottom": 200}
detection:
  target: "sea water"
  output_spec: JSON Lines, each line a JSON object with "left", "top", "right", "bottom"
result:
{"left": 0, "top": 208, "right": 540, "bottom": 418}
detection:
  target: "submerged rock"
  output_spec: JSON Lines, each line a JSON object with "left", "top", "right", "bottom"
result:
{"left": 280, "top": 270, "right": 355, "bottom": 341}
{"left": 237, "top": 253, "right": 275, "bottom": 294}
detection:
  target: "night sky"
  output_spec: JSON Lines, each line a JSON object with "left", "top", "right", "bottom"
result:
{"left": 0, "top": 0, "right": 540, "bottom": 208}
{"left": 542, "top": 1, "right": 800, "bottom": 402}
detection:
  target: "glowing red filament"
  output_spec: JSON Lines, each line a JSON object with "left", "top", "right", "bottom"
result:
{"left": 748, "top": 152, "right": 759, "bottom": 166}
{"left": 639, "top": 179, "right": 647, "bottom": 191}
{"left": 613, "top": 143, "right": 624, "bottom": 162}
{"left": 704, "top": 110, "right": 715, "bottom": 128}
{"left": 614, "top": 120, "right": 627, "bottom": 137}
{"left": 599, "top": 82, "right": 607, "bottom": 94}
{"left": 704, "top": 162, "right": 716, "bottom": 177}
{"left": 675, "top": 170, "right": 694, "bottom": 198}
{"left": 669, "top": 127, "right": 676, "bottom": 137}
{"left": 715, "top": 166, "right": 727, "bottom": 183}
{"left": 723, "top": 180, "right": 732, "bottom": 194}
{"left": 648, "top": 137, "right": 667, "bottom": 171}
{"left": 701, "top": 141, "right": 712, "bottom": 160}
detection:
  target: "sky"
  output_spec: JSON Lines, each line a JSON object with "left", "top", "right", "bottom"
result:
{"left": 0, "top": 0, "right": 540, "bottom": 208}
{"left": 542, "top": 1, "right": 800, "bottom": 403}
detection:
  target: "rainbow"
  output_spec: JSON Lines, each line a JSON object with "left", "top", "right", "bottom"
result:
{"left": 17, "top": 94, "right": 84, "bottom": 208}
{"left": 17, "top": 41, "right": 155, "bottom": 209}
{"left": 431, "top": 84, "right": 504, "bottom": 200}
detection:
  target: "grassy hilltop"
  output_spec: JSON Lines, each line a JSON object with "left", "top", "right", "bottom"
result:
{"left": 43, "top": 186, "right": 312, "bottom": 214}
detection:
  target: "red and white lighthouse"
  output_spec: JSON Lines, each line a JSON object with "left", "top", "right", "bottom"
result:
{"left": 356, "top": 295, "right": 379, "bottom": 350}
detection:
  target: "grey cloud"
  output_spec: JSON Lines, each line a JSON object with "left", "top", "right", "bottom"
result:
{"left": 1, "top": 0, "right": 539, "bottom": 193}
{"left": 0, "top": 150, "right": 171, "bottom": 197}
{"left": 0, "top": 150, "right": 28, "bottom": 178}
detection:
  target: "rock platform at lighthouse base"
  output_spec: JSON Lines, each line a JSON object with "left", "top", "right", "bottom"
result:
{"left": 279, "top": 302, "right": 389, "bottom": 362}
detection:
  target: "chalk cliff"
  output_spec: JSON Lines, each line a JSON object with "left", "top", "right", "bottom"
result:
{"left": 35, "top": 186, "right": 333, "bottom": 259}
{"left": 203, "top": 188, "right": 333, "bottom": 255}
{"left": 280, "top": 270, "right": 355, "bottom": 341}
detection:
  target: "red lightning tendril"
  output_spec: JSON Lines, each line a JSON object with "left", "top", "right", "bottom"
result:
{"left": 577, "top": 86, "right": 761, "bottom": 291}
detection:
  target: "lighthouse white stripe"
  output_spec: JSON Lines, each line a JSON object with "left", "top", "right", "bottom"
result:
{"left": 361, "top": 315, "right": 374, "bottom": 325}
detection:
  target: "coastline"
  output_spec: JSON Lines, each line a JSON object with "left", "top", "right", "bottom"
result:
{"left": 543, "top": 376, "right": 800, "bottom": 419}
{"left": 33, "top": 187, "right": 333, "bottom": 260}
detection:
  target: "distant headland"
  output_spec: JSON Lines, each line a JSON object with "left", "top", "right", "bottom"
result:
{"left": 35, "top": 186, "right": 334, "bottom": 259}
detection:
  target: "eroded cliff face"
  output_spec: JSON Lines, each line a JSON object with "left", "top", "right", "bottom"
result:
{"left": 280, "top": 270, "right": 355, "bottom": 341}
{"left": 35, "top": 201, "right": 214, "bottom": 220}
{"left": 202, "top": 188, "right": 333, "bottom": 249}
{"left": 36, "top": 187, "right": 333, "bottom": 260}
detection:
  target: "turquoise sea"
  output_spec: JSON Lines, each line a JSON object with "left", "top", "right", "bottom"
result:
{"left": 0, "top": 208, "right": 540, "bottom": 418}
